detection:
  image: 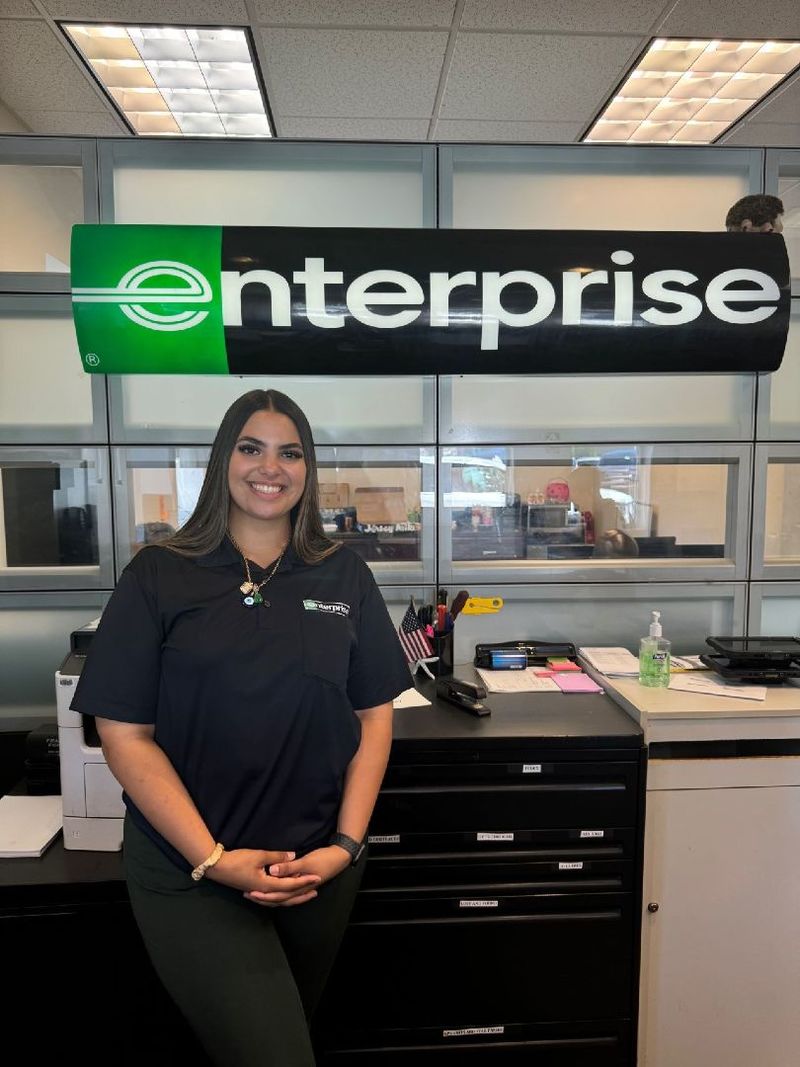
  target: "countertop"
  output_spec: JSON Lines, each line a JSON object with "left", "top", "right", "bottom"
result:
{"left": 592, "top": 672, "right": 800, "bottom": 744}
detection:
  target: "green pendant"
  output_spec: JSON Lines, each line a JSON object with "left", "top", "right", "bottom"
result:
{"left": 253, "top": 592, "right": 263, "bottom": 604}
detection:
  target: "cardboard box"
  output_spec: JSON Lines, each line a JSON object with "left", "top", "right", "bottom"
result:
{"left": 354, "top": 486, "right": 407, "bottom": 525}
{"left": 319, "top": 482, "right": 350, "bottom": 509}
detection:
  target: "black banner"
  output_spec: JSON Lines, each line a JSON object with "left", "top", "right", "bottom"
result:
{"left": 220, "top": 227, "right": 790, "bottom": 374}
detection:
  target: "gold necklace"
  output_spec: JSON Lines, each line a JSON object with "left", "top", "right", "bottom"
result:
{"left": 227, "top": 530, "right": 288, "bottom": 608}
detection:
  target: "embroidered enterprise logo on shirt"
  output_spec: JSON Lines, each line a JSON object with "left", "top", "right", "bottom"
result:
{"left": 303, "top": 599, "right": 351, "bottom": 617}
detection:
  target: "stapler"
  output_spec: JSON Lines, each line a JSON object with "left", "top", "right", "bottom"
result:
{"left": 436, "top": 677, "right": 490, "bottom": 716}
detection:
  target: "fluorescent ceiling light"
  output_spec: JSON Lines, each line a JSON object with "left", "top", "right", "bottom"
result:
{"left": 62, "top": 23, "right": 272, "bottom": 138}
{"left": 584, "top": 38, "right": 800, "bottom": 144}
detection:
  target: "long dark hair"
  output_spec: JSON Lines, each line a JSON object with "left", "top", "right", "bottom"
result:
{"left": 161, "top": 389, "right": 339, "bottom": 565}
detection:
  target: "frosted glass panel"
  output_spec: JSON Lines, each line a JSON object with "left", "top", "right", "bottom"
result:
{"left": 450, "top": 584, "right": 742, "bottom": 661}
{"left": 762, "top": 303, "right": 800, "bottom": 438}
{"left": 752, "top": 586, "right": 800, "bottom": 636}
{"left": 452, "top": 160, "right": 750, "bottom": 231}
{"left": 778, "top": 167, "right": 800, "bottom": 289}
{"left": 0, "top": 594, "right": 108, "bottom": 723}
{"left": 0, "top": 164, "right": 82, "bottom": 273}
{"left": 114, "top": 163, "right": 423, "bottom": 226}
{"left": 111, "top": 376, "right": 433, "bottom": 444}
{"left": 446, "top": 374, "right": 753, "bottom": 443}
{"left": 0, "top": 311, "right": 95, "bottom": 440}
{"left": 765, "top": 461, "right": 800, "bottom": 563}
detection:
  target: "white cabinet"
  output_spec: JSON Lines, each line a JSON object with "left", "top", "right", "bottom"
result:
{"left": 638, "top": 758, "right": 800, "bottom": 1067}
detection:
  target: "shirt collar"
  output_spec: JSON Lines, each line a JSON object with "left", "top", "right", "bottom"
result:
{"left": 196, "top": 536, "right": 299, "bottom": 573}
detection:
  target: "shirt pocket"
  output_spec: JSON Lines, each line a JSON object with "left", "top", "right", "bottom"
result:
{"left": 301, "top": 611, "right": 355, "bottom": 690}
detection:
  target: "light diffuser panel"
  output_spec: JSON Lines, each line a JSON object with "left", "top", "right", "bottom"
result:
{"left": 62, "top": 23, "right": 272, "bottom": 139}
{"left": 585, "top": 38, "right": 800, "bottom": 144}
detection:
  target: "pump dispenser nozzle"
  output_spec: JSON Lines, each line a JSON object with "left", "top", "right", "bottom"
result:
{"left": 649, "top": 611, "right": 662, "bottom": 638}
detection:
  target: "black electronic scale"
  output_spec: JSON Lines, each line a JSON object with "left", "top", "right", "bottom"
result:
{"left": 700, "top": 636, "right": 800, "bottom": 684}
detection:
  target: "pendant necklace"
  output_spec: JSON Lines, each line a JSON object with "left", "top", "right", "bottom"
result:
{"left": 227, "top": 530, "right": 288, "bottom": 608}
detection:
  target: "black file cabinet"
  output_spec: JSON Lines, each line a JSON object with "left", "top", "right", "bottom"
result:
{"left": 315, "top": 687, "right": 645, "bottom": 1065}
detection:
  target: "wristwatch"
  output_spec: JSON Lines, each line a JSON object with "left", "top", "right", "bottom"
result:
{"left": 329, "top": 831, "right": 366, "bottom": 866}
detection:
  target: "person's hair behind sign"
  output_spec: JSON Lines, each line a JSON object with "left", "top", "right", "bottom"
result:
{"left": 725, "top": 194, "right": 784, "bottom": 232}
{"left": 161, "top": 389, "right": 338, "bottom": 564}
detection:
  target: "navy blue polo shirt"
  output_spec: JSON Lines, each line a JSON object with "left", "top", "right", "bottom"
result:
{"left": 71, "top": 539, "right": 411, "bottom": 870}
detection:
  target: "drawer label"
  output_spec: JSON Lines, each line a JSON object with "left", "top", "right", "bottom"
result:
{"left": 443, "top": 1026, "right": 505, "bottom": 1038}
{"left": 367, "top": 834, "right": 400, "bottom": 844}
{"left": 580, "top": 830, "right": 604, "bottom": 838}
{"left": 559, "top": 861, "right": 584, "bottom": 870}
{"left": 477, "top": 832, "right": 514, "bottom": 842}
{"left": 522, "top": 763, "right": 542, "bottom": 773}
{"left": 459, "top": 899, "right": 499, "bottom": 908}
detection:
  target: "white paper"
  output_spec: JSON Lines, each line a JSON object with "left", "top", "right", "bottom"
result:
{"left": 476, "top": 667, "right": 560, "bottom": 693}
{"left": 667, "top": 674, "right": 767, "bottom": 701}
{"left": 0, "top": 795, "right": 63, "bottom": 857}
{"left": 394, "top": 687, "right": 432, "bottom": 708}
{"left": 670, "top": 655, "right": 707, "bottom": 671}
{"left": 578, "top": 647, "right": 640, "bottom": 675}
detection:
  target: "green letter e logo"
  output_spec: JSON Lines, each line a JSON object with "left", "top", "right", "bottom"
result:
{"left": 71, "top": 225, "right": 227, "bottom": 374}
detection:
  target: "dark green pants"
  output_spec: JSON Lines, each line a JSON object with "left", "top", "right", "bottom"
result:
{"left": 123, "top": 815, "right": 362, "bottom": 1067}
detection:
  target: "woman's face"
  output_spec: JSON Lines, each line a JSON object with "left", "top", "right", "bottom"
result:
{"left": 227, "top": 409, "right": 307, "bottom": 532}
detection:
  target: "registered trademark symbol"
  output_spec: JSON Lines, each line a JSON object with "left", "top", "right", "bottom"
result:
{"left": 85, "top": 353, "right": 100, "bottom": 367}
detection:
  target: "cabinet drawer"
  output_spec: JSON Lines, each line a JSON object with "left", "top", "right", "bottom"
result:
{"left": 373, "top": 764, "right": 638, "bottom": 834}
{"left": 362, "top": 851, "right": 633, "bottom": 892}
{"left": 332, "top": 892, "right": 633, "bottom": 1028}
{"left": 367, "top": 826, "right": 636, "bottom": 859}
{"left": 319, "top": 1021, "right": 630, "bottom": 1066}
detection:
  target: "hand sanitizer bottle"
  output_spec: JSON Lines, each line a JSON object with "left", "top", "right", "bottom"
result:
{"left": 639, "top": 611, "right": 671, "bottom": 687}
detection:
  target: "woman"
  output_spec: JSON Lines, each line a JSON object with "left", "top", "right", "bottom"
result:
{"left": 71, "top": 389, "right": 412, "bottom": 1066}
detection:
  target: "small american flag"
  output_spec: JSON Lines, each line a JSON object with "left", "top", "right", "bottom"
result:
{"left": 398, "top": 600, "right": 433, "bottom": 663}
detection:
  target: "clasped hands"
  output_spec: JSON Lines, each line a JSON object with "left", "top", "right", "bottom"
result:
{"left": 207, "top": 845, "right": 351, "bottom": 907}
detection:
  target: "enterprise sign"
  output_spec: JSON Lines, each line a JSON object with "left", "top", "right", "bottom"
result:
{"left": 70, "top": 224, "right": 790, "bottom": 375}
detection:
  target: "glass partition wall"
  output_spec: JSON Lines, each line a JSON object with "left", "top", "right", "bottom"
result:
{"left": 0, "top": 135, "right": 796, "bottom": 724}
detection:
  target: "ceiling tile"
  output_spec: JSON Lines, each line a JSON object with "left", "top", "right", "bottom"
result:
{"left": 722, "top": 121, "right": 800, "bottom": 146}
{"left": 435, "top": 118, "right": 583, "bottom": 141}
{"left": 0, "top": 19, "right": 104, "bottom": 111}
{"left": 660, "top": 0, "right": 800, "bottom": 39}
{"left": 441, "top": 32, "right": 643, "bottom": 122}
{"left": 16, "top": 107, "right": 125, "bottom": 135}
{"left": 259, "top": 28, "right": 448, "bottom": 117}
{"left": 253, "top": 1, "right": 456, "bottom": 28}
{"left": 0, "top": 2, "right": 42, "bottom": 16}
{"left": 462, "top": 0, "right": 666, "bottom": 34}
{"left": 42, "top": 1, "right": 249, "bottom": 21}
{"left": 278, "top": 116, "right": 430, "bottom": 139}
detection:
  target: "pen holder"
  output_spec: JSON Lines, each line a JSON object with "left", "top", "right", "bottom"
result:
{"left": 430, "top": 631, "right": 454, "bottom": 677}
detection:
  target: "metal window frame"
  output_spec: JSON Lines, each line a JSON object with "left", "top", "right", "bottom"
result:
{"left": 751, "top": 443, "right": 800, "bottom": 580}
{"left": 765, "top": 148, "right": 800, "bottom": 297}
{"left": 756, "top": 299, "right": 800, "bottom": 440}
{"left": 438, "top": 144, "right": 764, "bottom": 228}
{"left": 0, "top": 445, "right": 113, "bottom": 590}
{"left": 0, "top": 136, "right": 99, "bottom": 293}
{"left": 438, "top": 373, "right": 756, "bottom": 446}
{"left": 97, "top": 138, "right": 437, "bottom": 227}
{"left": 0, "top": 294, "right": 107, "bottom": 445}
{"left": 437, "top": 442, "right": 752, "bottom": 585}
{"left": 107, "top": 375, "right": 437, "bottom": 446}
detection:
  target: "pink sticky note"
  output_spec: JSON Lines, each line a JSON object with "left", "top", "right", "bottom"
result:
{"left": 554, "top": 672, "right": 603, "bottom": 694}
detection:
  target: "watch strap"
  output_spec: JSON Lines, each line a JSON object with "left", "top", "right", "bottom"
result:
{"left": 329, "top": 831, "right": 366, "bottom": 866}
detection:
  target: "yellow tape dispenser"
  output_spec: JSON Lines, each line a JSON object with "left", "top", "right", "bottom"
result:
{"left": 461, "top": 596, "right": 504, "bottom": 616}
